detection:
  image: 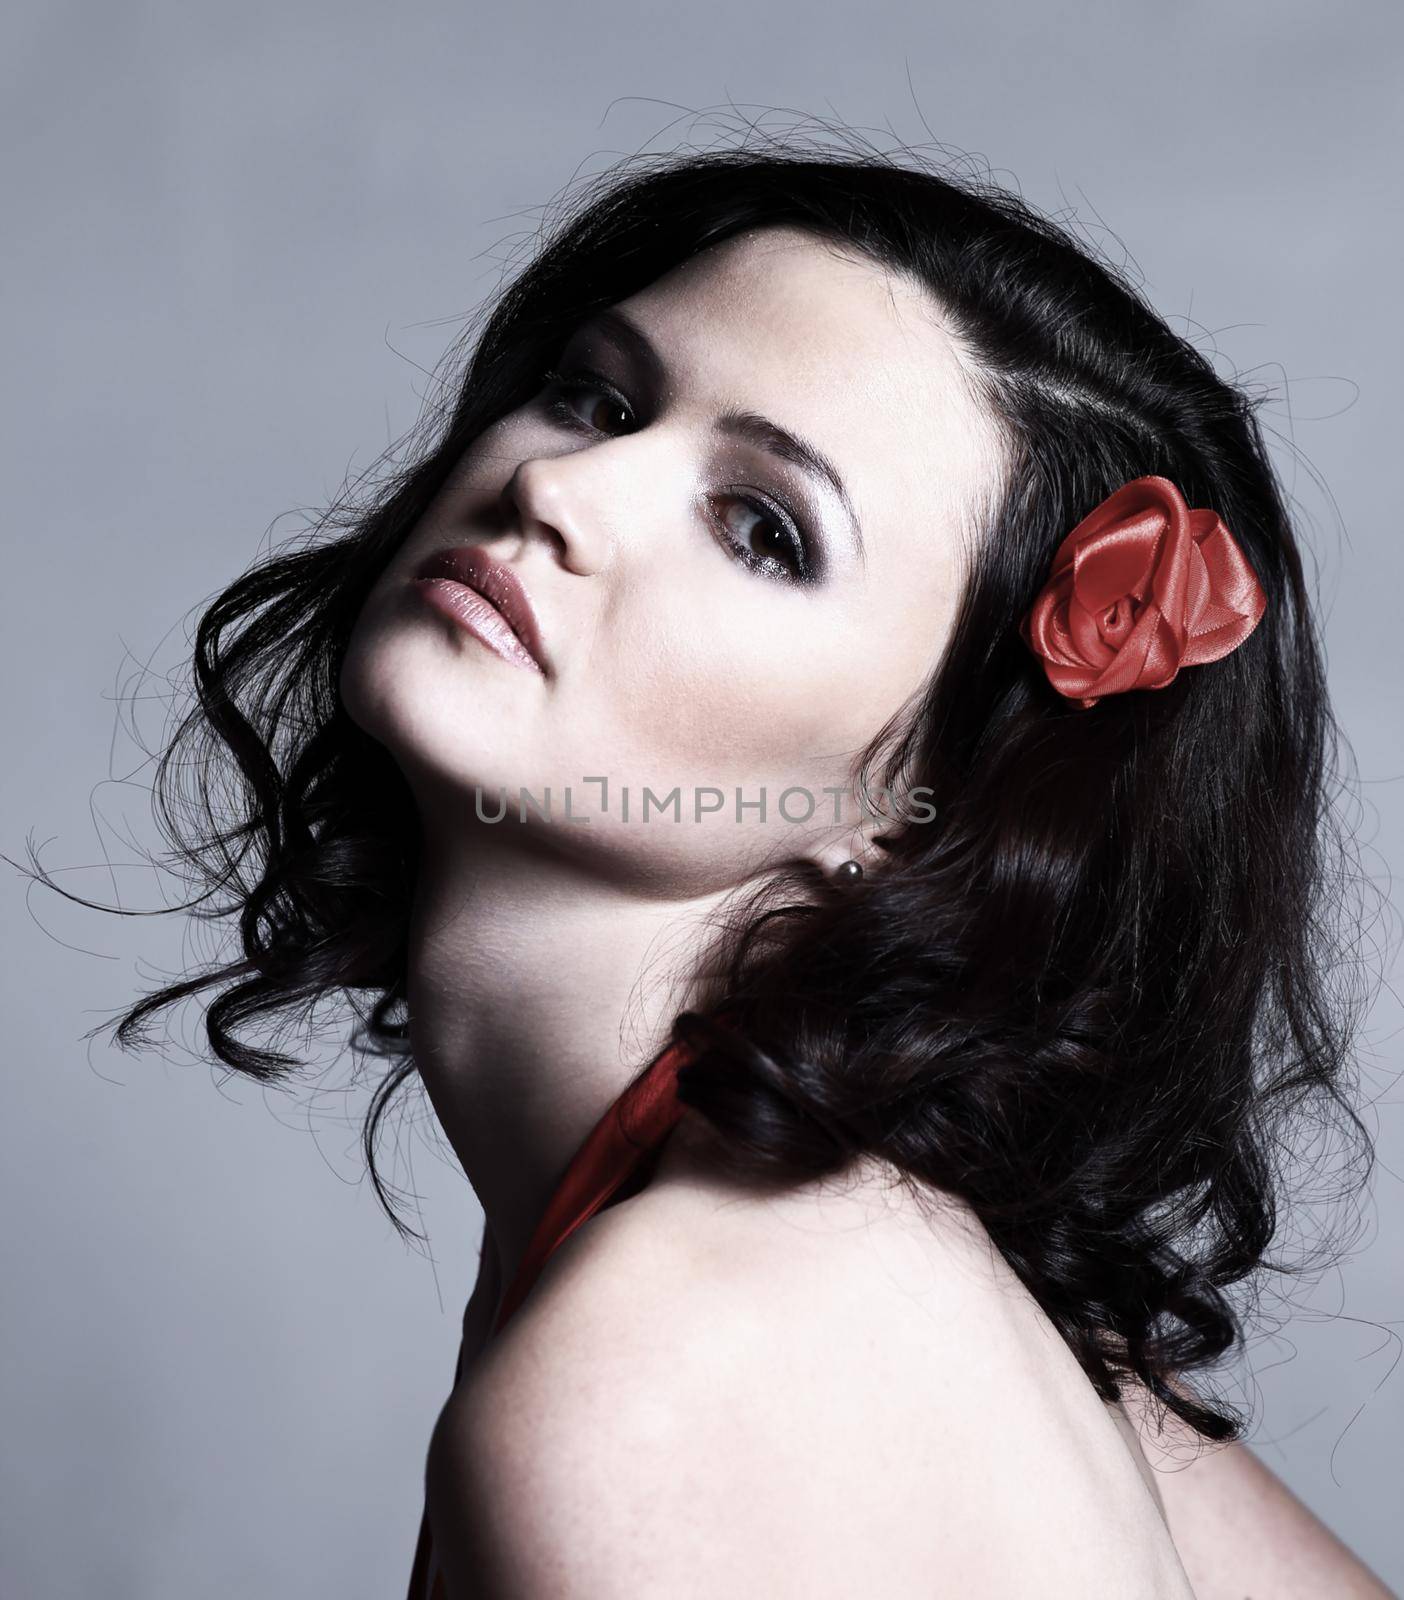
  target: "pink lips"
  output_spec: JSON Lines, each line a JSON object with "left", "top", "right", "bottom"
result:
{"left": 411, "top": 546, "right": 549, "bottom": 674}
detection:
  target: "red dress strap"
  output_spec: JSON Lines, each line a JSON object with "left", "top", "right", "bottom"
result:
{"left": 406, "top": 1033, "right": 693, "bottom": 1600}
{"left": 491, "top": 1033, "right": 691, "bottom": 1334}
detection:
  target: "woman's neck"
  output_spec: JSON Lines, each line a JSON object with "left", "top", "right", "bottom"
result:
{"left": 405, "top": 824, "right": 731, "bottom": 1294}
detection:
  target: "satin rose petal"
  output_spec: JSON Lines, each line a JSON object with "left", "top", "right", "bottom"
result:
{"left": 1067, "top": 587, "right": 1119, "bottom": 666}
{"left": 1179, "top": 534, "right": 1215, "bottom": 638}
{"left": 1095, "top": 594, "right": 1139, "bottom": 650}
{"left": 1023, "top": 579, "right": 1083, "bottom": 666}
{"left": 1070, "top": 517, "right": 1164, "bottom": 613}
{"left": 1082, "top": 603, "right": 1170, "bottom": 702}
{"left": 1181, "top": 524, "right": 1268, "bottom": 665}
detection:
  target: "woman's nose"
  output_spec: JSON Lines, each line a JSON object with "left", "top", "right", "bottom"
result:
{"left": 500, "top": 453, "right": 614, "bottom": 577}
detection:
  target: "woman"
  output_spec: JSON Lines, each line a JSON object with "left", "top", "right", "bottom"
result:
{"left": 95, "top": 144, "right": 1391, "bottom": 1595}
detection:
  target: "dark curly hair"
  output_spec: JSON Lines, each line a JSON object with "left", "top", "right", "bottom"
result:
{"left": 35, "top": 130, "right": 1381, "bottom": 1449}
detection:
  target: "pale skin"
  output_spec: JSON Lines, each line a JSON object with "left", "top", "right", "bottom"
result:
{"left": 341, "top": 229, "right": 1393, "bottom": 1597}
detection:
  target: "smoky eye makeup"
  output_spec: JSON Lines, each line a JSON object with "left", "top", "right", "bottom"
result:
{"left": 552, "top": 325, "right": 640, "bottom": 396}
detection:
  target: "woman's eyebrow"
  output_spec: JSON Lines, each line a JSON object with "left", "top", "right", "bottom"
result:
{"left": 570, "top": 305, "right": 866, "bottom": 566}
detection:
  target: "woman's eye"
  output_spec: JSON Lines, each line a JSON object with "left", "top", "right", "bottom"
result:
{"left": 539, "top": 367, "right": 633, "bottom": 434}
{"left": 714, "top": 496, "right": 811, "bottom": 583}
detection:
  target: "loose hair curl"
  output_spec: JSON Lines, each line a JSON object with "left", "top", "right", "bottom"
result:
{"left": 45, "top": 129, "right": 1381, "bottom": 1448}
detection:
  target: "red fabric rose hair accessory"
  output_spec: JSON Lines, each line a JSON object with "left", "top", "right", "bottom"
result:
{"left": 1020, "top": 475, "right": 1268, "bottom": 709}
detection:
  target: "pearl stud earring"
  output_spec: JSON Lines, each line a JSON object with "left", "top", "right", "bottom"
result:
{"left": 833, "top": 859, "right": 864, "bottom": 884}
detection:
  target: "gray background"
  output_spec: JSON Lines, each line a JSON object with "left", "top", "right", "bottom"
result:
{"left": 3, "top": 2, "right": 1401, "bottom": 1595}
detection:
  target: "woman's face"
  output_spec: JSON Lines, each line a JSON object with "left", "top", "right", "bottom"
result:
{"left": 342, "top": 225, "right": 1003, "bottom": 894}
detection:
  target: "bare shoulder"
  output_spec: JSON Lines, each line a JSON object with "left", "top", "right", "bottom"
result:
{"left": 429, "top": 1117, "right": 1194, "bottom": 1598}
{"left": 1116, "top": 1376, "right": 1397, "bottom": 1600}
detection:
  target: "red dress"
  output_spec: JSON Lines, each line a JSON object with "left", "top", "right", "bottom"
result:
{"left": 404, "top": 1035, "right": 692, "bottom": 1599}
